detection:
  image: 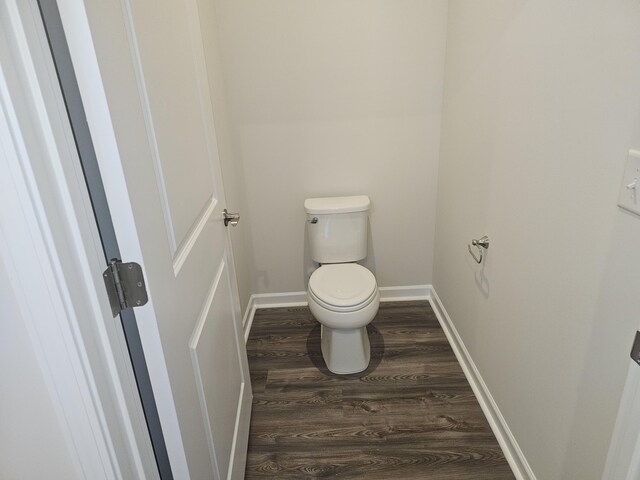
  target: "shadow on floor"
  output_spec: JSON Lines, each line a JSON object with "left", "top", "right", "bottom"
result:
{"left": 305, "top": 324, "right": 385, "bottom": 379}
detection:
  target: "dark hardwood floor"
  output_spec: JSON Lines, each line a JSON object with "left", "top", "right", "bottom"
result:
{"left": 245, "top": 300, "right": 514, "bottom": 479}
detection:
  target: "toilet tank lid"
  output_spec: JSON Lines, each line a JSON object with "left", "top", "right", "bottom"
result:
{"left": 304, "top": 195, "right": 370, "bottom": 214}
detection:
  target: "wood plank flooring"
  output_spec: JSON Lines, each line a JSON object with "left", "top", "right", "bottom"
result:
{"left": 245, "top": 300, "right": 514, "bottom": 479}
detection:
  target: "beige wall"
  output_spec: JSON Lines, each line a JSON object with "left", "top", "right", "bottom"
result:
{"left": 213, "top": 0, "right": 449, "bottom": 294}
{"left": 434, "top": 1, "right": 640, "bottom": 478}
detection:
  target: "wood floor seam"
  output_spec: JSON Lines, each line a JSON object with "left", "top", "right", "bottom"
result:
{"left": 245, "top": 300, "right": 514, "bottom": 479}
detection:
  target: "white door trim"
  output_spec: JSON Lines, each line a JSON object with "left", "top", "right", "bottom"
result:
{"left": 54, "top": 0, "right": 193, "bottom": 476}
{"left": 0, "top": 0, "right": 157, "bottom": 478}
{"left": 603, "top": 359, "right": 640, "bottom": 479}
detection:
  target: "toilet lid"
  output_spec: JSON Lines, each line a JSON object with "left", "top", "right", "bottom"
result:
{"left": 308, "top": 264, "right": 377, "bottom": 308}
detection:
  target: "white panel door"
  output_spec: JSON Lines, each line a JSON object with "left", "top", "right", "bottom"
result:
{"left": 58, "top": 0, "right": 252, "bottom": 478}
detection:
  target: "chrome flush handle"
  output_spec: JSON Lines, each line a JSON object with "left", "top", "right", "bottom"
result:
{"left": 223, "top": 209, "right": 240, "bottom": 227}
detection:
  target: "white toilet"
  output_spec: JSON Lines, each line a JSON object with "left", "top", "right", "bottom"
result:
{"left": 305, "top": 195, "right": 380, "bottom": 374}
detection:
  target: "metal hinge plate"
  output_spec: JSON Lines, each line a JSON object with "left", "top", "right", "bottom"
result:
{"left": 631, "top": 331, "right": 640, "bottom": 366}
{"left": 103, "top": 260, "right": 149, "bottom": 317}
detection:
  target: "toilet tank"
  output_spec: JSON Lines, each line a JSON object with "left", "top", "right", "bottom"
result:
{"left": 304, "top": 195, "right": 370, "bottom": 263}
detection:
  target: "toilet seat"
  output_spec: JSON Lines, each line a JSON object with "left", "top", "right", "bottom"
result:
{"left": 308, "top": 264, "right": 377, "bottom": 313}
{"left": 308, "top": 286, "right": 378, "bottom": 313}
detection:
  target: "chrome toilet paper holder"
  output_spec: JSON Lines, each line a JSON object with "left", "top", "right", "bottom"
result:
{"left": 468, "top": 235, "right": 490, "bottom": 264}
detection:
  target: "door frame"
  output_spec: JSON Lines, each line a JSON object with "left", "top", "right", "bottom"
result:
{"left": 36, "top": 0, "right": 173, "bottom": 476}
{"left": 603, "top": 359, "right": 640, "bottom": 479}
{"left": 51, "top": 0, "right": 192, "bottom": 475}
{"left": 0, "top": 0, "right": 158, "bottom": 478}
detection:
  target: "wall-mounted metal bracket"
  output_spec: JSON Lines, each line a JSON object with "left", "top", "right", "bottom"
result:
{"left": 103, "top": 259, "right": 148, "bottom": 317}
{"left": 468, "top": 235, "right": 490, "bottom": 264}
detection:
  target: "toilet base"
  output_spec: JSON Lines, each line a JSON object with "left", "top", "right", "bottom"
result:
{"left": 321, "top": 324, "right": 371, "bottom": 374}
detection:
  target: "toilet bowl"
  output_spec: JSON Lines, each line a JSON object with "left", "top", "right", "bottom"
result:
{"left": 307, "top": 263, "right": 380, "bottom": 374}
{"left": 304, "top": 195, "right": 379, "bottom": 375}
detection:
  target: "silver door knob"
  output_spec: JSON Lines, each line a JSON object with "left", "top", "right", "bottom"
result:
{"left": 223, "top": 209, "right": 240, "bottom": 227}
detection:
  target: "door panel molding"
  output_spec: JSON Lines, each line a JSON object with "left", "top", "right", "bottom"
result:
{"left": 56, "top": 0, "right": 253, "bottom": 477}
{"left": 223, "top": 253, "right": 253, "bottom": 480}
{"left": 173, "top": 195, "right": 217, "bottom": 276}
{"left": 189, "top": 259, "right": 245, "bottom": 478}
{"left": 119, "top": 0, "right": 222, "bottom": 259}
{"left": 189, "top": 260, "right": 226, "bottom": 478}
{"left": 119, "top": 0, "right": 177, "bottom": 253}
{"left": 227, "top": 382, "right": 252, "bottom": 480}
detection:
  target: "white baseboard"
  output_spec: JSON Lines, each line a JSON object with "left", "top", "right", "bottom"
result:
{"left": 242, "top": 285, "right": 431, "bottom": 342}
{"left": 241, "top": 297, "right": 257, "bottom": 343}
{"left": 242, "top": 291, "right": 308, "bottom": 342}
{"left": 251, "top": 291, "right": 309, "bottom": 309}
{"left": 428, "top": 287, "right": 536, "bottom": 480}
{"left": 379, "top": 285, "right": 430, "bottom": 302}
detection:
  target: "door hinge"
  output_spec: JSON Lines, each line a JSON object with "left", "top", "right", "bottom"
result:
{"left": 103, "top": 259, "right": 149, "bottom": 317}
{"left": 631, "top": 331, "right": 640, "bottom": 366}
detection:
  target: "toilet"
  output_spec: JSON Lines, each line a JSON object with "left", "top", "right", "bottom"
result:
{"left": 305, "top": 195, "right": 380, "bottom": 374}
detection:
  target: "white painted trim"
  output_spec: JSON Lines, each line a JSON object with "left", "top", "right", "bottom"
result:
{"left": 603, "top": 361, "right": 640, "bottom": 479}
{"left": 57, "top": 2, "right": 192, "bottom": 476}
{"left": 428, "top": 287, "right": 536, "bottom": 480}
{"left": 252, "top": 291, "right": 309, "bottom": 308}
{"left": 119, "top": 0, "right": 177, "bottom": 255}
{"left": 242, "top": 296, "right": 258, "bottom": 343}
{"left": 189, "top": 260, "right": 226, "bottom": 478}
{"left": 227, "top": 379, "right": 252, "bottom": 479}
{"left": 242, "top": 285, "right": 432, "bottom": 342}
{"left": 0, "top": 1, "right": 158, "bottom": 477}
{"left": 119, "top": 0, "right": 226, "bottom": 262}
{"left": 0, "top": 51, "right": 110, "bottom": 480}
{"left": 379, "top": 285, "right": 430, "bottom": 302}
{"left": 242, "top": 292, "right": 307, "bottom": 342}
{"left": 172, "top": 196, "right": 217, "bottom": 276}
{"left": 228, "top": 382, "right": 247, "bottom": 476}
